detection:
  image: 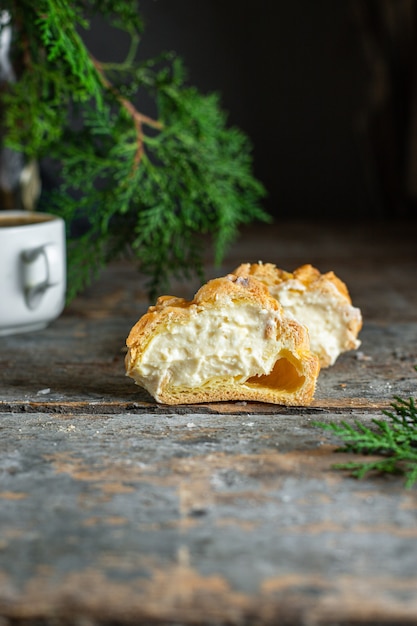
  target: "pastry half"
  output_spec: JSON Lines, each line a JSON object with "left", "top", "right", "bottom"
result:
{"left": 125, "top": 274, "right": 320, "bottom": 405}
{"left": 233, "top": 263, "right": 362, "bottom": 368}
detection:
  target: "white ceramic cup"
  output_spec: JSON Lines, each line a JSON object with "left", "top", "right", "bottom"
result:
{"left": 0, "top": 210, "right": 66, "bottom": 336}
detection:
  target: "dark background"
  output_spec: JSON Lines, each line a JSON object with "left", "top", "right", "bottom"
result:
{"left": 86, "top": 0, "right": 417, "bottom": 221}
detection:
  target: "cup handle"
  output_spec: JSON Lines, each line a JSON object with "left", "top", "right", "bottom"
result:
{"left": 21, "top": 243, "right": 60, "bottom": 310}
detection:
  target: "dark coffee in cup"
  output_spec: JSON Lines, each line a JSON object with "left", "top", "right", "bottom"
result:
{"left": 0, "top": 213, "right": 52, "bottom": 227}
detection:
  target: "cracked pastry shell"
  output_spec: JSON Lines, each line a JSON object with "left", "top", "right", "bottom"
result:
{"left": 233, "top": 263, "right": 362, "bottom": 368}
{"left": 125, "top": 274, "right": 320, "bottom": 405}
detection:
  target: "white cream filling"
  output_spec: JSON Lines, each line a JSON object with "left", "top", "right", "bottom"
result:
{"left": 270, "top": 280, "right": 360, "bottom": 365}
{"left": 133, "top": 303, "right": 281, "bottom": 398}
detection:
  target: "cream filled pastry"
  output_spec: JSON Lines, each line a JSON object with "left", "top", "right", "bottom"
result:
{"left": 233, "top": 263, "right": 362, "bottom": 368}
{"left": 125, "top": 274, "right": 320, "bottom": 405}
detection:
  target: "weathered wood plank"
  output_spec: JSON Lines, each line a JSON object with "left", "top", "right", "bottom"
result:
{"left": 1, "top": 319, "right": 416, "bottom": 412}
{"left": 1, "top": 411, "right": 417, "bottom": 625}
{"left": 1, "top": 220, "right": 416, "bottom": 413}
{"left": 0, "top": 221, "right": 416, "bottom": 625}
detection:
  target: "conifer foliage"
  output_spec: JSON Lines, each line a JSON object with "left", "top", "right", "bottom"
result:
{"left": 2, "top": 0, "right": 269, "bottom": 300}
{"left": 316, "top": 392, "right": 417, "bottom": 488}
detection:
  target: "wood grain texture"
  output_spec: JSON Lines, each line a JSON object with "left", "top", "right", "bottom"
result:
{"left": 0, "top": 220, "right": 416, "bottom": 625}
{"left": 1, "top": 410, "right": 417, "bottom": 625}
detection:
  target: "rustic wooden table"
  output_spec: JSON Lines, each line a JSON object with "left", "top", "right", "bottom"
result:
{"left": 1, "top": 221, "right": 417, "bottom": 626}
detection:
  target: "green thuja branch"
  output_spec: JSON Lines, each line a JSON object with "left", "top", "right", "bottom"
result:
{"left": 1, "top": 0, "right": 269, "bottom": 301}
{"left": 315, "top": 379, "right": 417, "bottom": 488}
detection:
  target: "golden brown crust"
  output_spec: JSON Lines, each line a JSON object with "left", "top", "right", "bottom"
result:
{"left": 125, "top": 274, "right": 320, "bottom": 406}
{"left": 233, "top": 262, "right": 292, "bottom": 288}
{"left": 234, "top": 263, "right": 351, "bottom": 301}
{"left": 125, "top": 275, "right": 280, "bottom": 363}
{"left": 233, "top": 262, "right": 362, "bottom": 367}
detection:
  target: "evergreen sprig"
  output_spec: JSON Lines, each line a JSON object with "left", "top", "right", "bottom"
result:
{"left": 315, "top": 391, "right": 417, "bottom": 488}
{"left": 1, "top": 0, "right": 269, "bottom": 300}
